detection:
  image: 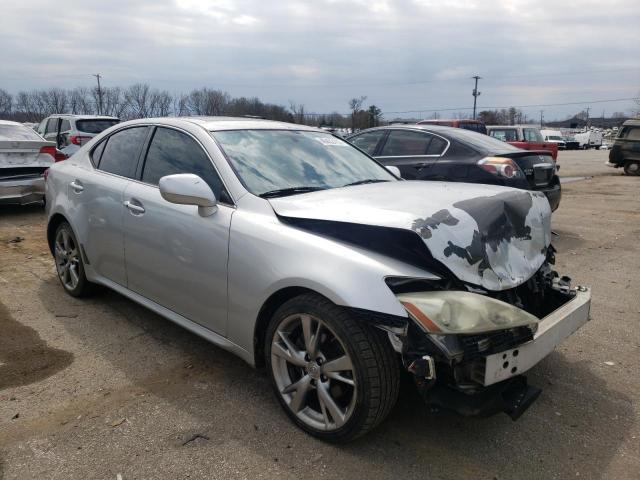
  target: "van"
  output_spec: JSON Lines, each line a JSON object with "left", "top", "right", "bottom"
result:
{"left": 607, "top": 119, "right": 640, "bottom": 175}
{"left": 540, "top": 130, "right": 566, "bottom": 150}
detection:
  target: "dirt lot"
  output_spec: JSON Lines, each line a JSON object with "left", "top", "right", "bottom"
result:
{"left": 0, "top": 149, "right": 638, "bottom": 480}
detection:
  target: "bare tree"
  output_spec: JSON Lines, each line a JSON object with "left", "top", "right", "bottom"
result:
{"left": 0, "top": 89, "right": 12, "bottom": 117}
{"left": 46, "top": 88, "right": 69, "bottom": 114}
{"left": 124, "top": 83, "right": 152, "bottom": 119}
{"left": 289, "top": 101, "right": 306, "bottom": 124}
{"left": 348, "top": 96, "right": 367, "bottom": 132}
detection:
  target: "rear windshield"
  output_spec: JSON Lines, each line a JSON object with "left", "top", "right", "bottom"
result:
{"left": 0, "top": 124, "right": 44, "bottom": 141}
{"left": 76, "top": 119, "right": 119, "bottom": 134}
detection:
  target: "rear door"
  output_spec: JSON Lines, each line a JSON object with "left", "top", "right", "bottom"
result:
{"left": 348, "top": 130, "right": 386, "bottom": 156}
{"left": 122, "top": 126, "right": 233, "bottom": 335}
{"left": 69, "top": 126, "right": 150, "bottom": 286}
{"left": 376, "top": 129, "right": 445, "bottom": 179}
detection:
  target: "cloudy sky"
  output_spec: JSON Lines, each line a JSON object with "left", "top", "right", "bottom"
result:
{"left": 1, "top": 0, "right": 639, "bottom": 120}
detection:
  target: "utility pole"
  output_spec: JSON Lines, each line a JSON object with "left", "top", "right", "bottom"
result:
{"left": 585, "top": 106, "right": 590, "bottom": 128}
{"left": 540, "top": 110, "right": 544, "bottom": 126}
{"left": 93, "top": 73, "right": 103, "bottom": 115}
{"left": 471, "top": 76, "right": 481, "bottom": 120}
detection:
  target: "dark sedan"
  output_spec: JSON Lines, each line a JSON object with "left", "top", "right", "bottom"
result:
{"left": 347, "top": 125, "right": 561, "bottom": 211}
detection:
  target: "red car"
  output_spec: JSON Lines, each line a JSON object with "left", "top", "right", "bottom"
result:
{"left": 417, "top": 119, "right": 487, "bottom": 134}
{"left": 487, "top": 125, "right": 558, "bottom": 160}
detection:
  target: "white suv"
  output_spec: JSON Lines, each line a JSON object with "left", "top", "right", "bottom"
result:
{"left": 37, "top": 115, "right": 119, "bottom": 156}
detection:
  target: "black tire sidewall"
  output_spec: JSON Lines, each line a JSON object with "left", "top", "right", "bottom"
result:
{"left": 623, "top": 161, "right": 640, "bottom": 176}
{"left": 265, "top": 294, "right": 388, "bottom": 442}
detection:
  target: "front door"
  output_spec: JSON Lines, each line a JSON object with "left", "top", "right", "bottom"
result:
{"left": 122, "top": 126, "right": 233, "bottom": 335}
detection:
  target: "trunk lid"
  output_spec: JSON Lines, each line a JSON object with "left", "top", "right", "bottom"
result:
{"left": 498, "top": 150, "right": 556, "bottom": 189}
{"left": 269, "top": 181, "right": 552, "bottom": 291}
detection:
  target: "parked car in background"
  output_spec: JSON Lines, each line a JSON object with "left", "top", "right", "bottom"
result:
{"left": 37, "top": 114, "right": 120, "bottom": 157}
{"left": 607, "top": 119, "right": 640, "bottom": 175}
{"left": 46, "top": 117, "right": 590, "bottom": 441}
{"left": 487, "top": 125, "right": 558, "bottom": 160}
{"left": 574, "top": 130, "right": 603, "bottom": 150}
{"left": 563, "top": 135, "right": 580, "bottom": 150}
{"left": 347, "top": 125, "right": 561, "bottom": 211}
{"left": 1, "top": 120, "right": 65, "bottom": 205}
{"left": 540, "top": 130, "right": 566, "bottom": 150}
{"left": 417, "top": 119, "right": 487, "bottom": 134}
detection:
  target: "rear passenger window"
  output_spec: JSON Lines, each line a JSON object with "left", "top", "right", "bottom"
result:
{"left": 426, "top": 136, "right": 447, "bottom": 155}
{"left": 380, "top": 130, "right": 431, "bottom": 156}
{"left": 45, "top": 118, "right": 58, "bottom": 134}
{"left": 98, "top": 127, "right": 148, "bottom": 178}
{"left": 142, "top": 127, "right": 231, "bottom": 204}
{"left": 625, "top": 127, "right": 640, "bottom": 141}
{"left": 349, "top": 130, "right": 385, "bottom": 155}
{"left": 523, "top": 128, "right": 543, "bottom": 142}
{"left": 60, "top": 119, "right": 71, "bottom": 132}
{"left": 91, "top": 141, "right": 107, "bottom": 167}
{"left": 490, "top": 129, "right": 518, "bottom": 142}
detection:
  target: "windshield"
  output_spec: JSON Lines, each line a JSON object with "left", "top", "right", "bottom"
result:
{"left": 548, "top": 136, "right": 563, "bottom": 141}
{"left": 76, "top": 119, "right": 119, "bottom": 134}
{"left": 212, "top": 129, "right": 396, "bottom": 197}
{"left": 0, "top": 124, "right": 45, "bottom": 141}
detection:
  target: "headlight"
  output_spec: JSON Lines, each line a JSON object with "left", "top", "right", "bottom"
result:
{"left": 397, "top": 291, "right": 539, "bottom": 334}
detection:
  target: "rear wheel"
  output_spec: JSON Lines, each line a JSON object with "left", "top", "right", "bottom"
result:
{"left": 265, "top": 293, "right": 399, "bottom": 442}
{"left": 54, "top": 222, "right": 93, "bottom": 297}
{"left": 623, "top": 161, "right": 640, "bottom": 176}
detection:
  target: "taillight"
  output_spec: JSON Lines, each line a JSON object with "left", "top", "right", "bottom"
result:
{"left": 54, "top": 150, "right": 68, "bottom": 162}
{"left": 478, "top": 157, "right": 520, "bottom": 179}
{"left": 39, "top": 145, "right": 57, "bottom": 157}
{"left": 69, "top": 135, "right": 92, "bottom": 146}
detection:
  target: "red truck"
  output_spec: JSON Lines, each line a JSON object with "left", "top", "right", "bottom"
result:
{"left": 486, "top": 125, "right": 558, "bottom": 160}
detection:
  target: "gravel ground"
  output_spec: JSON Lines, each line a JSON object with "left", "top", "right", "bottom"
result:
{"left": 0, "top": 149, "right": 638, "bottom": 480}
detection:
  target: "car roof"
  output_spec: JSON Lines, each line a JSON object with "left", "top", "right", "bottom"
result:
{"left": 47, "top": 114, "right": 120, "bottom": 120}
{"left": 350, "top": 124, "right": 520, "bottom": 154}
{"left": 622, "top": 119, "right": 640, "bottom": 127}
{"left": 0, "top": 119, "right": 24, "bottom": 127}
{"left": 120, "top": 116, "right": 323, "bottom": 132}
{"left": 486, "top": 125, "right": 539, "bottom": 129}
{"left": 418, "top": 119, "right": 484, "bottom": 124}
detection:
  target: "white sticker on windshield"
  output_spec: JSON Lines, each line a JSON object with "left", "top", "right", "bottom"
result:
{"left": 314, "top": 136, "right": 347, "bottom": 146}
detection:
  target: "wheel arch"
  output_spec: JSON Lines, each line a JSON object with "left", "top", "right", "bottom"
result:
{"left": 47, "top": 213, "right": 70, "bottom": 255}
{"left": 253, "top": 286, "right": 325, "bottom": 368}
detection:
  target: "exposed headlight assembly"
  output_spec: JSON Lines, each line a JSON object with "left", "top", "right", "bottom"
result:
{"left": 397, "top": 291, "right": 539, "bottom": 334}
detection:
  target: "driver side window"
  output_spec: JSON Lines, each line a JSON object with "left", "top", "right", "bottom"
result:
{"left": 141, "top": 127, "right": 232, "bottom": 204}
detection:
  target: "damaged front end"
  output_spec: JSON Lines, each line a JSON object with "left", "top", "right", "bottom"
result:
{"left": 386, "top": 257, "right": 591, "bottom": 420}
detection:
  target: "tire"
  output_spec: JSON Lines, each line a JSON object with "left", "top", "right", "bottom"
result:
{"left": 53, "top": 222, "right": 93, "bottom": 297}
{"left": 265, "top": 293, "right": 399, "bottom": 442}
{"left": 623, "top": 161, "right": 640, "bottom": 176}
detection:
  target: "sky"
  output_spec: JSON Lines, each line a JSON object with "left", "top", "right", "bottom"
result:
{"left": 1, "top": 0, "right": 639, "bottom": 121}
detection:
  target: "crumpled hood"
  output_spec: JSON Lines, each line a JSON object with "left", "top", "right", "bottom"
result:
{"left": 269, "top": 181, "right": 552, "bottom": 291}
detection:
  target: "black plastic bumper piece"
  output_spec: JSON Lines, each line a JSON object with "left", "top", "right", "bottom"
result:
{"left": 421, "top": 376, "right": 542, "bottom": 421}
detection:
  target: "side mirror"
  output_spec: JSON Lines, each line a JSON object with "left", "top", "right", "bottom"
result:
{"left": 159, "top": 173, "right": 217, "bottom": 217}
{"left": 386, "top": 165, "right": 401, "bottom": 177}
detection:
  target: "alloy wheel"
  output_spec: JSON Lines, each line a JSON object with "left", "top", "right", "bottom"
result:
{"left": 271, "top": 314, "right": 357, "bottom": 431}
{"left": 54, "top": 228, "right": 81, "bottom": 291}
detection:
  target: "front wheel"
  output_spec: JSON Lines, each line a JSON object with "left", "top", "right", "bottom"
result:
{"left": 624, "top": 161, "right": 640, "bottom": 176}
{"left": 265, "top": 293, "right": 399, "bottom": 442}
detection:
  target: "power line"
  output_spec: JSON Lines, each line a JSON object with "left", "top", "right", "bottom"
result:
{"left": 380, "top": 96, "right": 639, "bottom": 116}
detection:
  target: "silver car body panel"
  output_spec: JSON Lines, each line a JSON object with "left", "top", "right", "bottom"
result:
{"left": 46, "top": 117, "right": 554, "bottom": 366}
{"left": 270, "top": 181, "right": 552, "bottom": 291}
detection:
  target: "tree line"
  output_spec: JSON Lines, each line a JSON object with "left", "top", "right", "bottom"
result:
{"left": 0, "top": 84, "right": 383, "bottom": 131}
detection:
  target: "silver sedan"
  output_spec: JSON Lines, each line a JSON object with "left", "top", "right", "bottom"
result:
{"left": 45, "top": 117, "right": 590, "bottom": 441}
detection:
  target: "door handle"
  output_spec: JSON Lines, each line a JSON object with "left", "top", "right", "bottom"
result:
{"left": 70, "top": 180, "right": 84, "bottom": 193}
{"left": 123, "top": 200, "right": 145, "bottom": 214}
